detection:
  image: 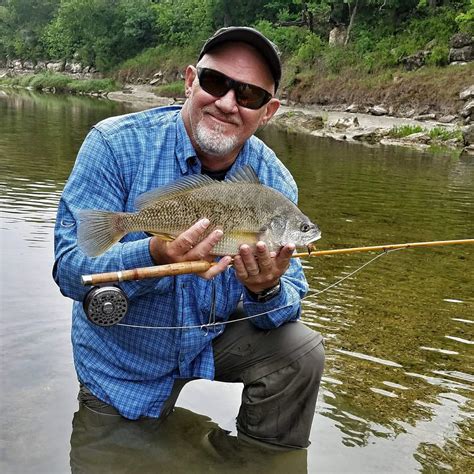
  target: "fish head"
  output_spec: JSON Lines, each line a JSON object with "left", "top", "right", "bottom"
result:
{"left": 261, "top": 210, "right": 321, "bottom": 251}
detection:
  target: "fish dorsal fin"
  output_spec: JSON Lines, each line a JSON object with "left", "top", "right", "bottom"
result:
{"left": 135, "top": 173, "right": 215, "bottom": 210}
{"left": 226, "top": 165, "right": 261, "bottom": 184}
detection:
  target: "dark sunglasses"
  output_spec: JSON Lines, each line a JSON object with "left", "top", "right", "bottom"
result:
{"left": 196, "top": 67, "right": 273, "bottom": 110}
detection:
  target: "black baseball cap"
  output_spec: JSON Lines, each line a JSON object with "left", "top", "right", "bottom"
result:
{"left": 198, "top": 26, "right": 282, "bottom": 92}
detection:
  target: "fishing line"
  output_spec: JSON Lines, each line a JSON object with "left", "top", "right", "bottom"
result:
{"left": 116, "top": 248, "right": 399, "bottom": 330}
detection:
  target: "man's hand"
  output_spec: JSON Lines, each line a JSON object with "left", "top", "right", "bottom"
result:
{"left": 233, "top": 241, "right": 295, "bottom": 294}
{"left": 149, "top": 218, "right": 231, "bottom": 279}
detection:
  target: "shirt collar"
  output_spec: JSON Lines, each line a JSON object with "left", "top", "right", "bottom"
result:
{"left": 176, "top": 112, "right": 199, "bottom": 174}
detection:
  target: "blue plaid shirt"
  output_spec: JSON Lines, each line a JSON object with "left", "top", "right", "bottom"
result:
{"left": 53, "top": 106, "right": 308, "bottom": 419}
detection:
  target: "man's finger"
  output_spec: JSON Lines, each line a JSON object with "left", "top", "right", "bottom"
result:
{"left": 199, "top": 256, "right": 232, "bottom": 280}
{"left": 275, "top": 244, "right": 295, "bottom": 270}
{"left": 172, "top": 218, "right": 210, "bottom": 253}
{"left": 255, "top": 241, "right": 272, "bottom": 271}
{"left": 188, "top": 229, "right": 223, "bottom": 260}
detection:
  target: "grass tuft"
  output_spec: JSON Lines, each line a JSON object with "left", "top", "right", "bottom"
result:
{"left": 389, "top": 125, "right": 424, "bottom": 138}
{"left": 0, "top": 72, "right": 119, "bottom": 94}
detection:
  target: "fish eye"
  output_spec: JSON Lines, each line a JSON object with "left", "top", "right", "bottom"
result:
{"left": 300, "top": 223, "right": 312, "bottom": 233}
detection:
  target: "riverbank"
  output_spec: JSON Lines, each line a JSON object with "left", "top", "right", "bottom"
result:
{"left": 1, "top": 77, "right": 473, "bottom": 154}
{"left": 104, "top": 84, "right": 474, "bottom": 155}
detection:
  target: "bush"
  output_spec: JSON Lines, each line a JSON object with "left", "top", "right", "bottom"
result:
{"left": 68, "top": 78, "right": 118, "bottom": 93}
{"left": 426, "top": 45, "right": 450, "bottom": 67}
{"left": 253, "top": 20, "right": 310, "bottom": 57}
{"left": 295, "top": 33, "right": 324, "bottom": 65}
{"left": 153, "top": 81, "right": 185, "bottom": 98}
{"left": 0, "top": 72, "right": 118, "bottom": 94}
{"left": 456, "top": 5, "right": 474, "bottom": 35}
{"left": 29, "top": 72, "right": 71, "bottom": 91}
{"left": 114, "top": 44, "right": 194, "bottom": 83}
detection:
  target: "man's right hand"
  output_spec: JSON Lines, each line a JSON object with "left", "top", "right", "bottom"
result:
{"left": 149, "top": 218, "right": 231, "bottom": 279}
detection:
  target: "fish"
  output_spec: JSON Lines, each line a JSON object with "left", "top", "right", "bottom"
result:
{"left": 77, "top": 165, "right": 321, "bottom": 257}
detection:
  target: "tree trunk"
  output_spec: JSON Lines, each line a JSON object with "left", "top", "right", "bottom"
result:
{"left": 344, "top": 0, "right": 358, "bottom": 46}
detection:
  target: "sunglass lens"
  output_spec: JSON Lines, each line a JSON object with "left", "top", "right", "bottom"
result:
{"left": 236, "top": 83, "right": 267, "bottom": 109}
{"left": 200, "top": 69, "right": 229, "bottom": 97}
{"left": 198, "top": 68, "right": 271, "bottom": 110}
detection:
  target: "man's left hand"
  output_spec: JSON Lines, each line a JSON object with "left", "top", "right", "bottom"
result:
{"left": 233, "top": 241, "right": 295, "bottom": 294}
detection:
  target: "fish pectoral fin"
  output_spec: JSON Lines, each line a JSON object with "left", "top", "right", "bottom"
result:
{"left": 148, "top": 232, "right": 176, "bottom": 242}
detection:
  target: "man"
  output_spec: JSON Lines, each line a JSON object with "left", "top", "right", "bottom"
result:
{"left": 54, "top": 27, "right": 325, "bottom": 453}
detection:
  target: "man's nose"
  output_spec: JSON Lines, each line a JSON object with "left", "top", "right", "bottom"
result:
{"left": 214, "top": 88, "right": 239, "bottom": 113}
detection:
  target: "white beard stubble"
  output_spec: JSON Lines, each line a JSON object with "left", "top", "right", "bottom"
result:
{"left": 192, "top": 117, "right": 239, "bottom": 157}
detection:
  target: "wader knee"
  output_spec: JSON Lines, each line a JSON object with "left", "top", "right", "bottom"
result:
{"left": 237, "top": 340, "right": 325, "bottom": 449}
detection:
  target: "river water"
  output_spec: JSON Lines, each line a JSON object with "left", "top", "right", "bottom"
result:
{"left": 0, "top": 90, "right": 473, "bottom": 473}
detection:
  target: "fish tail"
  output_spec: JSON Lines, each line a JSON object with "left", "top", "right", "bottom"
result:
{"left": 77, "top": 210, "right": 128, "bottom": 257}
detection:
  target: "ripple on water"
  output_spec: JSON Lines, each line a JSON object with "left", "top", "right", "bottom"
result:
{"left": 370, "top": 387, "right": 399, "bottom": 398}
{"left": 444, "top": 335, "right": 474, "bottom": 345}
{"left": 335, "top": 349, "right": 403, "bottom": 368}
{"left": 420, "top": 346, "right": 459, "bottom": 355}
{"left": 382, "top": 381, "right": 410, "bottom": 390}
{"left": 405, "top": 372, "right": 473, "bottom": 392}
{"left": 451, "top": 318, "right": 473, "bottom": 324}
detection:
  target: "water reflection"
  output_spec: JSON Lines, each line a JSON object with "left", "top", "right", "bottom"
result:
{"left": 1, "top": 90, "right": 473, "bottom": 473}
{"left": 259, "top": 127, "right": 473, "bottom": 470}
{"left": 70, "top": 405, "right": 307, "bottom": 474}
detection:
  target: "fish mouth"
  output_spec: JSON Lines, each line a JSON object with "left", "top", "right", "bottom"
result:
{"left": 303, "top": 229, "right": 322, "bottom": 246}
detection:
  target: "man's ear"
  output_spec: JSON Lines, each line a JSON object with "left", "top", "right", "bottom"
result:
{"left": 259, "top": 98, "right": 280, "bottom": 126}
{"left": 184, "top": 66, "right": 197, "bottom": 97}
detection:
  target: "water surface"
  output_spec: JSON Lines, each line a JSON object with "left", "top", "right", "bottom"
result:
{"left": 1, "top": 90, "right": 472, "bottom": 473}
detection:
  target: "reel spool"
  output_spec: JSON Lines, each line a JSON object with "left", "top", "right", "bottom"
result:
{"left": 83, "top": 286, "right": 129, "bottom": 327}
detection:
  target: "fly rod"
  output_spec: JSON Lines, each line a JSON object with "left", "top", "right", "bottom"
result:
{"left": 81, "top": 238, "right": 474, "bottom": 286}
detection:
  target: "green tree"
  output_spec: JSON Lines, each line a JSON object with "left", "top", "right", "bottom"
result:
{"left": 153, "top": 0, "right": 214, "bottom": 48}
{"left": 1, "top": 0, "right": 60, "bottom": 60}
{"left": 42, "top": 0, "right": 158, "bottom": 70}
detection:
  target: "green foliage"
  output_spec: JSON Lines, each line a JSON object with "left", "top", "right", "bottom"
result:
{"left": 67, "top": 78, "right": 118, "bottom": 93}
{"left": 389, "top": 125, "right": 424, "bottom": 138}
{"left": 428, "top": 126, "right": 463, "bottom": 141}
{"left": 252, "top": 21, "right": 310, "bottom": 56}
{"left": 388, "top": 125, "right": 463, "bottom": 142}
{"left": 426, "top": 44, "right": 449, "bottom": 66}
{"left": 0, "top": 0, "right": 472, "bottom": 81}
{"left": 29, "top": 71, "right": 70, "bottom": 90}
{"left": 113, "top": 44, "right": 195, "bottom": 82}
{"left": 153, "top": 0, "right": 213, "bottom": 49}
{"left": 1, "top": 0, "right": 60, "bottom": 60}
{"left": 295, "top": 33, "right": 325, "bottom": 64}
{"left": 153, "top": 81, "right": 186, "bottom": 98}
{"left": 0, "top": 71, "right": 118, "bottom": 93}
{"left": 455, "top": 1, "right": 474, "bottom": 35}
{"left": 322, "top": 45, "right": 359, "bottom": 74}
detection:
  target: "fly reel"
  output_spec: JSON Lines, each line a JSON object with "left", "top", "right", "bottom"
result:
{"left": 83, "top": 286, "right": 128, "bottom": 327}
